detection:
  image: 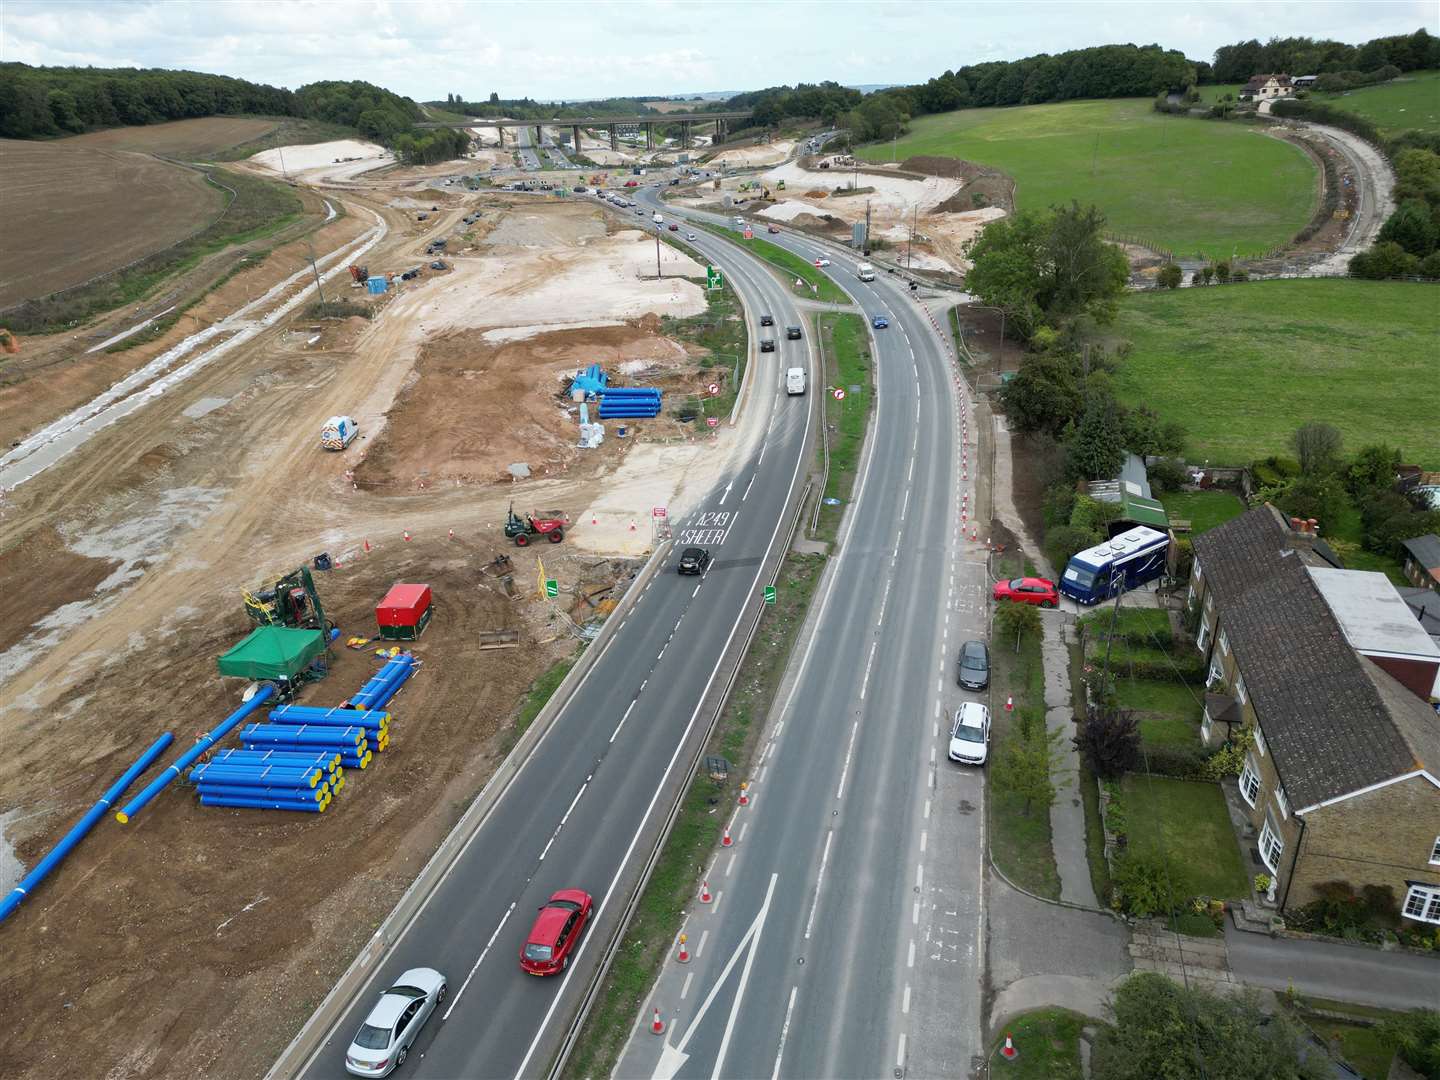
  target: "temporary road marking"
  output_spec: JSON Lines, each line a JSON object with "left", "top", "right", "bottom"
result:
{"left": 713, "top": 890, "right": 724, "bottom": 915}
{"left": 611, "top": 701, "right": 637, "bottom": 743}
{"left": 907, "top": 939, "right": 916, "bottom": 967}
{"left": 836, "top": 719, "right": 861, "bottom": 799}
{"left": 805, "top": 830, "right": 835, "bottom": 940}
{"left": 725, "top": 852, "right": 735, "bottom": 877}
{"left": 738, "top": 821, "right": 749, "bottom": 842}
{"left": 920, "top": 830, "right": 928, "bottom": 853}
{"left": 681, "top": 972, "right": 694, "bottom": 1000}
{"left": 770, "top": 986, "right": 799, "bottom": 1080}
{"left": 902, "top": 984, "right": 911, "bottom": 1014}
{"left": 697, "top": 930, "right": 709, "bottom": 958}
{"left": 444, "top": 900, "right": 515, "bottom": 1019}
{"left": 897, "top": 1032, "right": 907, "bottom": 1071}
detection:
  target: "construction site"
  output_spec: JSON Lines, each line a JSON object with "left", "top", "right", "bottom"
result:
{"left": 0, "top": 125, "right": 743, "bottom": 1079}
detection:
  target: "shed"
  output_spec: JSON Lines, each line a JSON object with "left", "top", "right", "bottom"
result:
{"left": 377, "top": 583, "right": 433, "bottom": 640}
{"left": 217, "top": 626, "right": 327, "bottom": 681}
{"left": 367, "top": 276, "right": 388, "bottom": 295}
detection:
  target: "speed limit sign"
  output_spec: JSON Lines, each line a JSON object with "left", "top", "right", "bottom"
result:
{"left": 707, "top": 382, "right": 720, "bottom": 395}
{"left": 833, "top": 388, "right": 846, "bottom": 400}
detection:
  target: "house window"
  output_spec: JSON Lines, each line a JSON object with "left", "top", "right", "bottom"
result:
{"left": 1208, "top": 651, "right": 1225, "bottom": 688}
{"left": 1201, "top": 710, "right": 1213, "bottom": 742}
{"left": 1254, "top": 725, "right": 1267, "bottom": 757}
{"left": 1239, "top": 755, "right": 1261, "bottom": 807}
{"left": 1187, "top": 583, "right": 1196, "bottom": 607}
{"left": 1259, "top": 817, "right": 1284, "bottom": 872}
{"left": 1403, "top": 885, "right": 1440, "bottom": 925}
{"left": 1219, "top": 629, "right": 1230, "bottom": 656}
{"left": 1274, "top": 785, "right": 1289, "bottom": 819}
{"left": 1196, "top": 617, "right": 1211, "bottom": 653}
{"left": 1431, "top": 837, "right": 1440, "bottom": 866}
{"left": 1235, "top": 673, "right": 1248, "bottom": 706}
{"left": 1194, "top": 559, "right": 1203, "bottom": 584}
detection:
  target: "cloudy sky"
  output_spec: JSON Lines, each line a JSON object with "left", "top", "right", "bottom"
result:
{"left": 3, "top": 0, "right": 1433, "bottom": 101}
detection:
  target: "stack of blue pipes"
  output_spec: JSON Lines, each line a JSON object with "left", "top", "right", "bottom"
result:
{"left": 189, "top": 750, "right": 343, "bottom": 813}
{"left": 597, "top": 387, "right": 662, "bottom": 419}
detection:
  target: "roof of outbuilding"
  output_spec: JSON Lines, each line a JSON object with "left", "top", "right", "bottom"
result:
{"left": 1401, "top": 533, "right": 1440, "bottom": 575}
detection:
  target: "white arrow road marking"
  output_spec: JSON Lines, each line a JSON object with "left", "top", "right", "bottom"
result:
{"left": 652, "top": 872, "right": 779, "bottom": 1080}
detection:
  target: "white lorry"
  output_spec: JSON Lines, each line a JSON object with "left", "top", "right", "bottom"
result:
{"left": 785, "top": 368, "right": 807, "bottom": 396}
{"left": 653, "top": 212, "right": 664, "bottom": 224}
{"left": 857, "top": 263, "right": 876, "bottom": 282}
{"left": 320, "top": 416, "right": 359, "bottom": 450}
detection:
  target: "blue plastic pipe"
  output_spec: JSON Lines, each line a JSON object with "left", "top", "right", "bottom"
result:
{"left": 369, "top": 662, "right": 414, "bottom": 710}
{"left": 213, "top": 749, "right": 341, "bottom": 771}
{"left": 189, "top": 763, "right": 324, "bottom": 788}
{"left": 199, "top": 794, "right": 328, "bottom": 813}
{"left": 269, "top": 706, "right": 389, "bottom": 731}
{"left": 116, "top": 685, "right": 274, "bottom": 824}
{"left": 240, "top": 723, "right": 368, "bottom": 749}
{"left": 195, "top": 783, "right": 328, "bottom": 802}
{"left": 350, "top": 655, "right": 412, "bottom": 710}
{"left": 1, "top": 732, "right": 173, "bottom": 922}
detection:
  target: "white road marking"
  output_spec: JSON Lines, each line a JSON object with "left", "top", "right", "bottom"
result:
{"left": 836, "top": 719, "right": 861, "bottom": 798}
{"left": 696, "top": 930, "right": 709, "bottom": 958}
{"left": 739, "top": 820, "right": 749, "bottom": 842}
{"left": 916, "top": 864, "right": 924, "bottom": 890}
{"left": 913, "top": 900, "right": 920, "bottom": 924}
{"left": 611, "top": 700, "right": 637, "bottom": 743}
{"left": 859, "top": 642, "right": 878, "bottom": 701}
{"left": 897, "top": 1033, "right": 907, "bottom": 1071}
{"left": 920, "top": 830, "right": 927, "bottom": 853}
{"left": 444, "top": 900, "right": 515, "bottom": 1019}
{"left": 725, "top": 852, "right": 736, "bottom": 877}
{"left": 693, "top": 584, "right": 702, "bottom": 598}
{"left": 743, "top": 475, "right": 755, "bottom": 501}
{"left": 770, "top": 986, "right": 799, "bottom": 1080}
{"left": 718, "top": 480, "right": 733, "bottom": 505}
{"left": 907, "top": 939, "right": 916, "bottom": 967}
{"left": 681, "top": 972, "right": 694, "bottom": 1000}
{"left": 804, "top": 830, "right": 835, "bottom": 940}
{"left": 902, "top": 984, "right": 911, "bottom": 1014}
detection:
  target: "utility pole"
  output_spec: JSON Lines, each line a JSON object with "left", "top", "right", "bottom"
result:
{"left": 908, "top": 203, "right": 917, "bottom": 270}
{"left": 306, "top": 242, "right": 327, "bottom": 305}
{"left": 864, "top": 199, "right": 871, "bottom": 255}
{"left": 655, "top": 226, "right": 662, "bottom": 279}
{"left": 278, "top": 145, "right": 289, "bottom": 181}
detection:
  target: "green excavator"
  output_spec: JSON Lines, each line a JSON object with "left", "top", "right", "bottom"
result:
{"left": 243, "top": 567, "right": 332, "bottom": 634}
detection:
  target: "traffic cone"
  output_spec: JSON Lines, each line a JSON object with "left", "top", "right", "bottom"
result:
{"left": 591, "top": 512, "right": 598, "bottom": 525}
{"left": 1005, "top": 695, "right": 1014, "bottom": 712}
{"left": 738, "top": 781, "right": 749, "bottom": 806}
{"left": 1000, "top": 1032, "right": 1018, "bottom": 1060}
{"left": 722, "top": 826, "right": 733, "bottom": 847}
{"left": 363, "top": 539, "right": 372, "bottom": 553}
{"left": 970, "top": 523, "right": 978, "bottom": 540}
{"left": 448, "top": 528, "right": 455, "bottom": 540}
{"left": 629, "top": 519, "right": 637, "bottom": 532}
{"left": 677, "top": 934, "right": 691, "bottom": 963}
{"left": 961, "top": 509, "right": 967, "bottom": 523}
{"left": 699, "top": 880, "right": 712, "bottom": 904}
{"left": 403, "top": 530, "right": 411, "bottom": 542}
{"left": 651, "top": 1008, "right": 666, "bottom": 1035}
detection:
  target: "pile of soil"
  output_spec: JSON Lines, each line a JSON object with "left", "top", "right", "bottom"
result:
{"left": 906, "top": 156, "right": 1016, "bottom": 214}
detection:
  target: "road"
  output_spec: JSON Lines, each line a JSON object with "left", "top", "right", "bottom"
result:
{"left": 624, "top": 188, "right": 990, "bottom": 1077}
{"left": 516, "top": 125, "right": 542, "bottom": 171}
{"left": 292, "top": 197, "right": 821, "bottom": 1080}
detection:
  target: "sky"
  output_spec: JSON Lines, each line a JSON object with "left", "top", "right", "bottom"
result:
{"left": 2, "top": 0, "right": 1434, "bottom": 102}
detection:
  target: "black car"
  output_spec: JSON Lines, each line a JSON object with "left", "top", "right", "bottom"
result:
{"left": 678, "top": 547, "right": 711, "bottom": 575}
{"left": 760, "top": 339, "right": 776, "bottom": 352}
{"left": 785, "top": 326, "right": 802, "bottom": 340}
{"left": 957, "top": 640, "right": 990, "bottom": 689}
{"left": 760, "top": 314, "right": 774, "bottom": 326}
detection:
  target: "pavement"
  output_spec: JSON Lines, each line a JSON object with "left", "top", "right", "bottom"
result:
{"left": 1040, "top": 611, "right": 1098, "bottom": 908}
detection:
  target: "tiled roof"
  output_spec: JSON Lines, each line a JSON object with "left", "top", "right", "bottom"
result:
{"left": 1402, "top": 534, "right": 1440, "bottom": 575}
{"left": 1195, "top": 506, "right": 1432, "bottom": 810}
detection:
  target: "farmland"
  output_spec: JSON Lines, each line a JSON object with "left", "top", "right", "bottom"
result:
{"left": 1310, "top": 69, "right": 1440, "bottom": 134}
{"left": 0, "top": 138, "right": 225, "bottom": 310}
{"left": 1111, "top": 279, "right": 1440, "bottom": 468}
{"left": 858, "top": 97, "right": 1317, "bottom": 259}
{"left": 67, "top": 115, "right": 281, "bottom": 158}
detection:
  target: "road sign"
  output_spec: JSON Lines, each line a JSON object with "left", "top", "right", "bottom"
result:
{"left": 652, "top": 506, "right": 668, "bottom": 519}
{"left": 763, "top": 585, "right": 776, "bottom": 605}
{"left": 545, "top": 579, "right": 558, "bottom": 598}
{"left": 707, "top": 417, "right": 719, "bottom": 428}
{"left": 707, "top": 382, "right": 720, "bottom": 396}
{"left": 706, "top": 265, "right": 724, "bottom": 290}
{"left": 743, "top": 228, "right": 753, "bottom": 240}
{"left": 833, "top": 388, "right": 846, "bottom": 400}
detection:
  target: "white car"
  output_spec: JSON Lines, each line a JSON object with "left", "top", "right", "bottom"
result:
{"left": 344, "top": 968, "right": 447, "bottom": 1076}
{"left": 813, "top": 256, "right": 831, "bottom": 267}
{"left": 685, "top": 231, "right": 697, "bottom": 241}
{"left": 948, "top": 702, "right": 991, "bottom": 766}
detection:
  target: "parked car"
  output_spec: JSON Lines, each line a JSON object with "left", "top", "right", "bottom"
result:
{"left": 760, "top": 339, "right": 776, "bottom": 352}
{"left": 814, "top": 256, "right": 831, "bottom": 267}
{"left": 678, "top": 547, "right": 712, "bottom": 575}
{"left": 760, "top": 314, "right": 774, "bottom": 326}
{"left": 785, "top": 326, "right": 802, "bottom": 340}
{"left": 520, "top": 889, "right": 594, "bottom": 975}
{"left": 872, "top": 314, "right": 889, "bottom": 329}
{"left": 956, "top": 640, "right": 990, "bottom": 689}
{"left": 344, "top": 968, "right": 447, "bottom": 1077}
{"left": 948, "top": 702, "right": 991, "bottom": 765}
{"left": 993, "top": 577, "right": 1059, "bottom": 608}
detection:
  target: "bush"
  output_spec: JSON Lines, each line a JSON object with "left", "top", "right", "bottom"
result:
{"left": 1140, "top": 743, "right": 1208, "bottom": 779}
{"left": 995, "top": 599, "right": 1044, "bottom": 649}
{"left": 1045, "top": 525, "right": 1100, "bottom": 574}
{"left": 1147, "top": 456, "right": 1190, "bottom": 495}
{"left": 1381, "top": 1010, "right": 1440, "bottom": 1079}
{"left": 1350, "top": 240, "right": 1420, "bottom": 279}
{"left": 1117, "top": 654, "right": 1206, "bottom": 683}
{"left": 1156, "top": 263, "right": 1183, "bottom": 289}
{"left": 1071, "top": 493, "right": 1120, "bottom": 533}
{"left": 1111, "top": 851, "right": 1185, "bottom": 917}
{"left": 1251, "top": 455, "right": 1300, "bottom": 487}
{"left": 1075, "top": 705, "right": 1142, "bottom": 779}
{"left": 1042, "top": 482, "right": 1078, "bottom": 529}
{"left": 306, "top": 299, "right": 373, "bottom": 320}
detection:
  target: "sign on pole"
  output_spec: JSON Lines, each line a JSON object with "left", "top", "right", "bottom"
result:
{"left": 706, "top": 265, "right": 724, "bottom": 290}
{"left": 652, "top": 506, "right": 668, "bottom": 519}
{"left": 763, "top": 585, "right": 777, "bottom": 605}
{"left": 707, "top": 382, "right": 720, "bottom": 396}
{"left": 833, "top": 387, "right": 846, "bottom": 400}
{"left": 545, "top": 579, "right": 559, "bottom": 598}
{"left": 707, "top": 417, "right": 719, "bottom": 429}
{"left": 743, "top": 228, "right": 753, "bottom": 240}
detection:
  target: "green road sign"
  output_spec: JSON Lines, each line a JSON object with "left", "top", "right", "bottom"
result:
{"left": 706, "top": 265, "right": 724, "bottom": 290}
{"left": 546, "top": 579, "right": 558, "bottom": 598}
{"left": 763, "top": 585, "right": 776, "bottom": 605}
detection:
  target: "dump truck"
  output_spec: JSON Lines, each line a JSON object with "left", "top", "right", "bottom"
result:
{"left": 320, "top": 416, "right": 359, "bottom": 450}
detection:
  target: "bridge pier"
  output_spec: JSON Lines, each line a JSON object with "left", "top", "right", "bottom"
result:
{"left": 572, "top": 125, "right": 582, "bottom": 155}
{"left": 646, "top": 122, "right": 653, "bottom": 151}
{"left": 681, "top": 120, "right": 690, "bottom": 149}
{"left": 609, "top": 124, "right": 618, "bottom": 151}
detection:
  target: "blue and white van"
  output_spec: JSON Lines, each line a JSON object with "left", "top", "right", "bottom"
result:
{"left": 1060, "top": 525, "right": 1170, "bottom": 605}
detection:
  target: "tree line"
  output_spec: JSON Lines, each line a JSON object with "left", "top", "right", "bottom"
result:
{"left": 1210, "top": 28, "right": 1438, "bottom": 83}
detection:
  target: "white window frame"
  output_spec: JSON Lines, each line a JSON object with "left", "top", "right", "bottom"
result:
{"left": 1219, "top": 629, "right": 1230, "bottom": 656}
{"left": 1234, "top": 672, "right": 1248, "bottom": 706}
{"left": 1193, "top": 559, "right": 1203, "bottom": 584}
{"left": 1187, "top": 582, "right": 1196, "bottom": 608}
{"left": 1254, "top": 725, "right": 1267, "bottom": 757}
{"left": 1431, "top": 837, "right": 1440, "bottom": 866}
{"left": 1201, "top": 710, "right": 1213, "bottom": 742}
{"left": 1402, "top": 884, "right": 1440, "bottom": 925}
{"left": 1239, "top": 755, "right": 1261, "bottom": 808}
{"left": 1208, "top": 651, "right": 1225, "bottom": 688}
{"left": 1274, "top": 784, "right": 1289, "bottom": 819}
{"left": 1259, "top": 816, "right": 1284, "bottom": 873}
{"left": 1196, "top": 616, "right": 1211, "bottom": 653}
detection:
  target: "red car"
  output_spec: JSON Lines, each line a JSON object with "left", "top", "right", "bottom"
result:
{"left": 520, "top": 889, "right": 593, "bottom": 975}
{"left": 668, "top": 223, "right": 679, "bottom": 231}
{"left": 993, "top": 577, "right": 1059, "bottom": 608}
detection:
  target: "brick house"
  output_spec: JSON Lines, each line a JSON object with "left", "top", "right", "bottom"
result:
{"left": 1401, "top": 534, "right": 1440, "bottom": 590}
{"left": 1241, "top": 74, "right": 1295, "bottom": 100}
{"left": 1189, "top": 505, "right": 1440, "bottom": 926}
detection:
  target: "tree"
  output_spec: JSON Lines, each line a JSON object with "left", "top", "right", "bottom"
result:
{"left": 998, "top": 350, "right": 1080, "bottom": 436}
{"left": 1350, "top": 241, "right": 1420, "bottom": 279}
{"left": 1040, "top": 201, "right": 1130, "bottom": 324}
{"left": 965, "top": 211, "right": 1047, "bottom": 340}
{"left": 1380, "top": 1009, "right": 1440, "bottom": 1079}
{"left": 1379, "top": 198, "right": 1439, "bottom": 257}
{"left": 1094, "top": 972, "right": 1331, "bottom": 1080}
{"left": 1213, "top": 259, "right": 1231, "bottom": 283}
{"left": 1044, "top": 524, "right": 1101, "bottom": 576}
{"left": 1346, "top": 443, "right": 1402, "bottom": 495}
{"left": 1156, "top": 263, "right": 1182, "bottom": 288}
{"left": 1067, "top": 392, "right": 1128, "bottom": 481}
{"left": 1074, "top": 704, "right": 1141, "bottom": 779}
{"left": 1292, "top": 421, "right": 1343, "bottom": 476}
{"left": 1273, "top": 475, "right": 1347, "bottom": 532}
{"left": 991, "top": 707, "right": 1065, "bottom": 816}
{"left": 994, "top": 599, "right": 1042, "bottom": 652}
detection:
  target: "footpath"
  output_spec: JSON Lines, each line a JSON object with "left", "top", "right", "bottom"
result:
{"left": 1040, "top": 610, "right": 1097, "bottom": 908}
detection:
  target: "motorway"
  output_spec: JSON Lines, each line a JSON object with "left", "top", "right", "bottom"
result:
{"left": 293, "top": 189, "right": 823, "bottom": 1079}
{"left": 515, "top": 125, "right": 542, "bottom": 170}
{"left": 623, "top": 191, "right": 990, "bottom": 1077}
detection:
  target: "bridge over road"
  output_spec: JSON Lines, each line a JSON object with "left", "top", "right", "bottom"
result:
{"left": 417, "top": 111, "right": 753, "bottom": 151}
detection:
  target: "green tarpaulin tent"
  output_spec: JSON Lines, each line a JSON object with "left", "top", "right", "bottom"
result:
{"left": 217, "top": 626, "right": 326, "bottom": 681}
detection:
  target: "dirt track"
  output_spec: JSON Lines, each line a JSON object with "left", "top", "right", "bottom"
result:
{"left": 0, "top": 160, "right": 731, "bottom": 1077}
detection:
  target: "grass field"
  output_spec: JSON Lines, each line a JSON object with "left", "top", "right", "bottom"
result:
{"left": 68, "top": 116, "right": 280, "bottom": 158}
{"left": 1197, "top": 83, "right": 1244, "bottom": 104}
{"left": 1112, "top": 279, "right": 1440, "bottom": 469}
{"left": 699, "top": 221, "right": 850, "bottom": 302}
{"left": 989, "top": 1008, "right": 1088, "bottom": 1078}
{"left": 1159, "top": 490, "right": 1246, "bottom": 535}
{"left": 858, "top": 97, "right": 1317, "bottom": 259}
{"left": 1311, "top": 70, "right": 1440, "bottom": 134}
{"left": 1121, "top": 776, "right": 1249, "bottom": 899}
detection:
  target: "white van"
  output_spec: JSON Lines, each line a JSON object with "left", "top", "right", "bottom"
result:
{"left": 857, "top": 263, "right": 876, "bottom": 282}
{"left": 785, "top": 368, "right": 807, "bottom": 396}
{"left": 653, "top": 212, "right": 664, "bottom": 224}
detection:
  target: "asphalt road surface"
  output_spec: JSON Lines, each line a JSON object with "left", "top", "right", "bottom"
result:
{"left": 294, "top": 198, "right": 821, "bottom": 1080}
{"left": 516, "top": 125, "right": 542, "bottom": 171}
{"left": 624, "top": 190, "right": 989, "bottom": 1077}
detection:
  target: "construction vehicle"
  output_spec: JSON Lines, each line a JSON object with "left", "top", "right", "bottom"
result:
{"left": 243, "top": 567, "right": 332, "bottom": 633}
{"left": 348, "top": 264, "right": 369, "bottom": 283}
{"left": 0, "top": 328, "right": 18, "bottom": 354}
{"left": 504, "top": 504, "right": 566, "bottom": 546}
{"left": 320, "top": 415, "right": 359, "bottom": 449}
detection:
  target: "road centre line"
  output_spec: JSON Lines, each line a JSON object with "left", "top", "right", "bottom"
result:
{"left": 860, "top": 642, "right": 878, "bottom": 702}
{"left": 681, "top": 972, "right": 694, "bottom": 1000}
{"left": 804, "top": 830, "right": 835, "bottom": 940}
{"left": 693, "top": 584, "right": 702, "bottom": 598}
{"left": 837, "top": 719, "right": 861, "bottom": 799}
{"left": 897, "top": 1033, "right": 907, "bottom": 1071}
{"left": 697, "top": 929, "right": 709, "bottom": 957}
{"left": 443, "top": 900, "right": 515, "bottom": 1019}
{"left": 902, "top": 984, "right": 911, "bottom": 1014}
{"left": 743, "top": 476, "right": 755, "bottom": 501}
{"left": 770, "top": 986, "right": 799, "bottom": 1080}
{"left": 908, "top": 939, "right": 916, "bottom": 967}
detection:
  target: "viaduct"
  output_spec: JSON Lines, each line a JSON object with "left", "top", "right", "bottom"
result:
{"left": 415, "top": 111, "right": 753, "bottom": 151}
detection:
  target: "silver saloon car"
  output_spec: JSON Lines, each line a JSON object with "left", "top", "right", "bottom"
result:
{"left": 345, "top": 967, "right": 447, "bottom": 1076}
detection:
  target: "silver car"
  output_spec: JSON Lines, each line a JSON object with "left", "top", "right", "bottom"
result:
{"left": 344, "top": 967, "right": 447, "bottom": 1076}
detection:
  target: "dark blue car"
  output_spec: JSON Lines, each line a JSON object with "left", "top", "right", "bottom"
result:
{"left": 872, "top": 314, "right": 889, "bottom": 329}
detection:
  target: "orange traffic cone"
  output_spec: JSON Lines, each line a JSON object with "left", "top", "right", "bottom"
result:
{"left": 1000, "top": 1031, "right": 1018, "bottom": 1060}
{"left": 1005, "top": 695, "right": 1014, "bottom": 712}
{"left": 448, "top": 528, "right": 455, "bottom": 540}
{"left": 403, "top": 530, "right": 411, "bottom": 542}
{"left": 629, "top": 519, "right": 637, "bottom": 532}
{"left": 699, "top": 880, "right": 712, "bottom": 904}
{"left": 676, "top": 934, "right": 690, "bottom": 963}
{"left": 363, "top": 539, "right": 372, "bottom": 553}
{"left": 722, "top": 826, "right": 733, "bottom": 848}
{"left": 651, "top": 1008, "right": 666, "bottom": 1035}
{"left": 738, "top": 782, "right": 750, "bottom": 806}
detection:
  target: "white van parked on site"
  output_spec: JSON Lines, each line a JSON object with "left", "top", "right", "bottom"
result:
{"left": 785, "top": 368, "right": 807, "bottom": 396}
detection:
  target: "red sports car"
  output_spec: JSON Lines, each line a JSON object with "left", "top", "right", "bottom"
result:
{"left": 992, "top": 577, "right": 1059, "bottom": 608}
{"left": 520, "top": 889, "right": 593, "bottom": 975}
